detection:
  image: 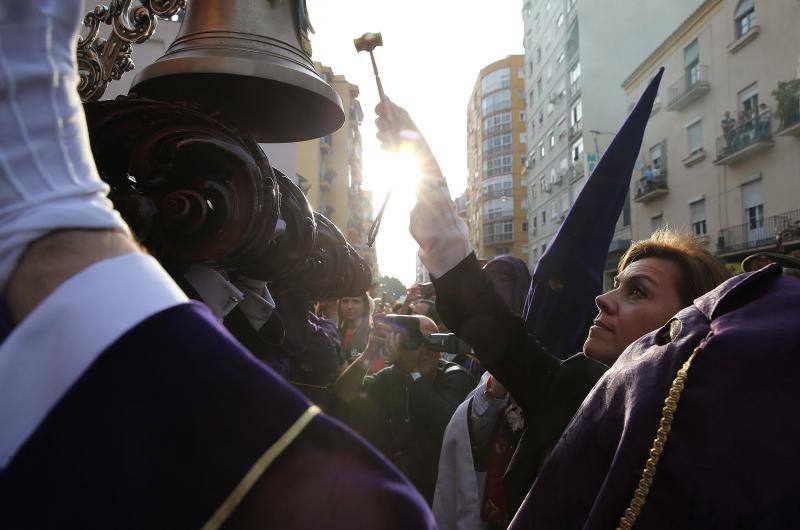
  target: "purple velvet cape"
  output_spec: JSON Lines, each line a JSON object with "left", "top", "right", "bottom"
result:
{"left": 0, "top": 302, "right": 434, "bottom": 529}
{"left": 510, "top": 265, "right": 800, "bottom": 529}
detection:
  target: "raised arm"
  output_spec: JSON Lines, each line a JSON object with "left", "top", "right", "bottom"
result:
{"left": 375, "top": 100, "right": 559, "bottom": 413}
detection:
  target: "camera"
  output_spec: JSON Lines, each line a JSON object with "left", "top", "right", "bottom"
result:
{"left": 381, "top": 315, "right": 471, "bottom": 355}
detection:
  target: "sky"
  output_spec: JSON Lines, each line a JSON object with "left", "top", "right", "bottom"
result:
{"left": 306, "top": 0, "right": 524, "bottom": 287}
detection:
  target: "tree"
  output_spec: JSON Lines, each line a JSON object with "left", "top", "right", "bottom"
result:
{"left": 371, "top": 276, "right": 407, "bottom": 302}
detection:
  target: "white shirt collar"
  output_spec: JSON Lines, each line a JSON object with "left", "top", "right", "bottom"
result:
{"left": 0, "top": 252, "right": 187, "bottom": 468}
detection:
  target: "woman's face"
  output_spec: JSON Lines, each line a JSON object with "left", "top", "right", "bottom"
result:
{"left": 584, "top": 257, "right": 685, "bottom": 365}
{"left": 340, "top": 297, "right": 365, "bottom": 322}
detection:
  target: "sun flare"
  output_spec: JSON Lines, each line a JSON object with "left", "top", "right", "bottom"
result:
{"left": 365, "top": 148, "right": 424, "bottom": 286}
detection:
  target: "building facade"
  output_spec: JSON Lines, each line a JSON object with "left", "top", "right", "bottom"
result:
{"left": 521, "top": 0, "right": 704, "bottom": 274}
{"left": 466, "top": 55, "right": 529, "bottom": 261}
{"left": 623, "top": 0, "right": 800, "bottom": 271}
{"left": 296, "top": 65, "right": 379, "bottom": 278}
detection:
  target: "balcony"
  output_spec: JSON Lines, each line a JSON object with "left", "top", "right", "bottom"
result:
{"left": 320, "top": 135, "right": 332, "bottom": 153}
{"left": 667, "top": 65, "right": 710, "bottom": 111}
{"left": 319, "top": 169, "right": 337, "bottom": 190}
{"left": 568, "top": 80, "right": 580, "bottom": 102}
{"left": 714, "top": 118, "right": 774, "bottom": 165}
{"left": 482, "top": 188, "right": 513, "bottom": 202}
{"left": 568, "top": 122, "right": 582, "bottom": 141}
{"left": 485, "top": 123, "right": 512, "bottom": 136}
{"left": 633, "top": 172, "right": 668, "bottom": 203}
{"left": 717, "top": 208, "right": 800, "bottom": 256}
{"left": 483, "top": 144, "right": 513, "bottom": 156}
{"left": 484, "top": 232, "right": 514, "bottom": 245}
{"left": 776, "top": 94, "right": 800, "bottom": 137}
{"left": 483, "top": 213, "right": 513, "bottom": 223}
{"left": 571, "top": 161, "right": 585, "bottom": 181}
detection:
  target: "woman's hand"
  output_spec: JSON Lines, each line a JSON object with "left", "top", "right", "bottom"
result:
{"left": 374, "top": 99, "right": 471, "bottom": 278}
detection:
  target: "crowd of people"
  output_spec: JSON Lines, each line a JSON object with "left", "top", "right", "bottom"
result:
{"left": 720, "top": 103, "right": 772, "bottom": 156}
{"left": 2, "top": 3, "right": 800, "bottom": 530}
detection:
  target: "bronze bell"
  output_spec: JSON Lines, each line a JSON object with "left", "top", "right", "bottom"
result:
{"left": 130, "top": 0, "right": 344, "bottom": 142}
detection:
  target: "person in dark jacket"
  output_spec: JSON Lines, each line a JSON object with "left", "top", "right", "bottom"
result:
{"left": 374, "top": 78, "right": 728, "bottom": 523}
{"left": 333, "top": 314, "right": 476, "bottom": 503}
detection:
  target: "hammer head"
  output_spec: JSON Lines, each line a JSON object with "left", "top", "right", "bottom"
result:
{"left": 354, "top": 32, "right": 383, "bottom": 53}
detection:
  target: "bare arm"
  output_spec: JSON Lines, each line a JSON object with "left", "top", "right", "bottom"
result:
{"left": 4, "top": 229, "right": 139, "bottom": 324}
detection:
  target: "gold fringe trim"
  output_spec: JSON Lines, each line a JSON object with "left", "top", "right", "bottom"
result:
{"left": 201, "top": 405, "right": 322, "bottom": 530}
{"left": 616, "top": 346, "right": 702, "bottom": 530}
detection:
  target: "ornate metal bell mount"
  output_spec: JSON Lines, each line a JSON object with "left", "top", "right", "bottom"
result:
{"left": 84, "top": 97, "right": 280, "bottom": 275}
{"left": 275, "top": 213, "right": 372, "bottom": 299}
{"left": 130, "top": 0, "right": 344, "bottom": 142}
{"left": 243, "top": 171, "right": 317, "bottom": 281}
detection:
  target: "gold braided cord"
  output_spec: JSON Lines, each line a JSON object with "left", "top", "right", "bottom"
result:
{"left": 616, "top": 346, "right": 702, "bottom": 530}
{"left": 201, "top": 405, "right": 321, "bottom": 530}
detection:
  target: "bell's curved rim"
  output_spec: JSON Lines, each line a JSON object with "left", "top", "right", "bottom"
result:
{"left": 130, "top": 55, "right": 345, "bottom": 143}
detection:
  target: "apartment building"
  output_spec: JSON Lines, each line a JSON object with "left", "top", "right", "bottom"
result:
{"left": 623, "top": 0, "right": 800, "bottom": 271}
{"left": 466, "top": 55, "right": 529, "bottom": 261}
{"left": 521, "top": 0, "right": 704, "bottom": 270}
{"left": 296, "top": 66, "right": 379, "bottom": 277}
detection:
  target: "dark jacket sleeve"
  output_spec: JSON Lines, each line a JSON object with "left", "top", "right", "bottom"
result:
{"left": 433, "top": 253, "right": 560, "bottom": 414}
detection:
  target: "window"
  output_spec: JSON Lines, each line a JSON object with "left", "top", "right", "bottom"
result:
{"left": 557, "top": 52, "right": 565, "bottom": 64}
{"left": 548, "top": 130, "right": 555, "bottom": 148}
{"left": 520, "top": 112, "right": 526, "bottom": 121}
{"left": 739, "top": 84, "right": 759, "bottom": 125}
{"left": 556, "top": 12, "right": 564, "bottom": 27}
{"left": 571, "top": 137, "right": 584, "bottom": 162}
{"left": 482, "top": 68, "right": 511, "bottom": 94}
{"left": 571, "top": 99, "right": 583, "bottom": 126}
{"left": 537, "top": 77, "right": 543, "bottom": 94}
{"left": 687, "top": 119, "right": 703, "bottom": 154}
{"left": 683, "top": 39, "right": 700, "bottom": 86}
{"left": 520, "top": 133, "right": 527, "bottom": 144}
{"left": 690, "top": 199, "right": 707, "bottom": 237}
{"left": 569, "top": 62, "right": 581, "bottom": 86}
{"left": 536, "top": 47, "right": 542, "bottom": 63}
{"left": 483, "top": 133, "right": 513, "bottom": 154}
{"left": 522, "top": 222, "right": 528, "bottom": 232}
{"left": 539, "top": 142, "right": 545, "bottom": 158}
{"left": 545, "top": 1, "right": 551, "bottom": 10}
{"left": 649, "top": 141, "right": 665, "bottom": 171}
{"left": 484, "top": 154, "right": 513, "bottom": 177}
{"left": 742, "top": 179, "right": 764, "bottom": 240}
{"left": 541, "top": 211, "right": 546, "bottom": 225}
{"left": 651, "top": 214, "right": 664, "bottom": 232}
{"left": 541, "top": 244, "right": 546, "bottom": 255}
{"left": 482, "top": 90, "right": 511, "bottom": 114}
{"left": 518, "top": 68, "right": 525, "bottom": 79}
{"left": 484, "top": 112, "right": 512, "bottom": 134}
{"left": 735, "top": 0, "right": 755, "bottom": 38}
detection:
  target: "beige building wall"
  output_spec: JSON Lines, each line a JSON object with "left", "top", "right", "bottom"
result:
{"left": 624, "top": 0, "right": 800, "bottom": 269}
{"left": 295, "top": 64, "right": 379, "bottom": 278}
{"left": 466, "top": 55, "right": 529, "bottom": 262}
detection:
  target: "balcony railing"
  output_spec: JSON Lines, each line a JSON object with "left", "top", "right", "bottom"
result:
{"left": 485, "top": 122, "right": 512, "bottom": 136}
{"left": 484, "top": 232, "right": 514, "bottom": 245}
{"left": 714, "top": 117, "right": 774, "bottom": 165}
{"left": 667, "top": 65, "right": 711, "bottom": 111}
{"left": 568, "top": 122, "right": 582, "bottom": 141}
{"left": 633, "top": 171, "right": 668, "bottom": 203}
{"left": 482, "top": 188, "right": 513, "bottom": 202}
{"left": 483, "top": 144, "right": 513, "bottom": 156}
{"left": 776, "top": 93, "right": 800, "bottom": 137}
{"left": 484, "top": 210, "right": 513, "bottom": 221}
{"left": 568, "top": 80, "right": 580, "bottom": 101}
{"left": 484, "top": 166, "right": 513, "bottom": 178}
{"left": 718, "top": 208, "right": 800, "bottom": 255}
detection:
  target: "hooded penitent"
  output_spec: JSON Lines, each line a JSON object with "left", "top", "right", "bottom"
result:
{"left": 523, "top": 68, "right": 664, "bottom": 359}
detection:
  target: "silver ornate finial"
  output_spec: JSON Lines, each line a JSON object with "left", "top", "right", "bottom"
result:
{"left": 77, "top": 0, "right": 186, "bottom": 102}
